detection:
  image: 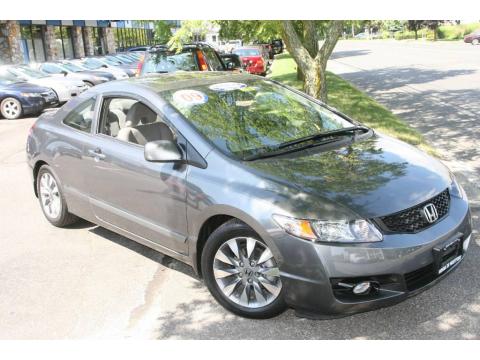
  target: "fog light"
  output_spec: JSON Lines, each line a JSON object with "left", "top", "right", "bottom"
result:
{"left": 353, "top": 281, "right": 371, "bottom": 295}
{"left": 463, "top": 235, "right": 471, "bottom": 252}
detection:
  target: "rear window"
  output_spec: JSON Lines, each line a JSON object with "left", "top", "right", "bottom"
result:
{"left": 233, "top": 49, "right": 260, "bottom": 57}
{"left": 142, "top": 50, "right": 198, "bottom": 74}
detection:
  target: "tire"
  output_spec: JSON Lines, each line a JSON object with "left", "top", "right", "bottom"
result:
{"left": 1, "top": 97, "right": 23, "bottom": 120}
{"left": 201, "top": 219, "right": 287, "bottom": 319}
{"left": 472, "top": 39, "right": 479, "bottom": 45}
{"left": 36, "top": 165, "right": 78, "bottom": 227}
{"left": 84, "top": 81, "right": 94, "bottom": 88}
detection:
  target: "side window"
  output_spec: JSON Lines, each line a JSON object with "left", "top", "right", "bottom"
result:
{"left": 99, "top": 97, "right": 175, "bottom": 146}
{"left": 63, "top": 97, "right": 96, "bottom": 133}
{"left": 202, "top": 47, "right": 225, "bottom": 71}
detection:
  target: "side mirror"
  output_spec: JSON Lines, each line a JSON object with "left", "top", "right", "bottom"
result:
{"left": 101, "top": 64, "right": 108, "bottom": 68}
{"left": 61, "top": 70, "right": 68, "bottom": 76}
{"left": 144, "top": 140, "right": 183, "bottom": 162}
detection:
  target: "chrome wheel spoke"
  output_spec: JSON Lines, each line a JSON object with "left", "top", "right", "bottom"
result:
{"left": 226, "top": 238, "right": 240, "bottom": 259}
{"left": 246, "top": 237, "right": 256, "bottom": 259}
{"left": 259, "top": 276, "right": 282, "bottom": 297}
{"left": 39, "top": 173, "right": 61, "bottom": 219}
{"left": 215, "top": 249, "right": 237, "bottom": 266}
{"left": 213, "top": 267, "right": 240, "bottom": 279}
{"left": 259, "top": 267, "right": 280, "bottom": 277}
{"left": 258, "top": 248, "right": 273, "bottom": 264}
{"left": 221, "top": 278, "right": 241, "bottom": 297}
{"left": 252, "top": 281, "right": 267, "bottom": 305}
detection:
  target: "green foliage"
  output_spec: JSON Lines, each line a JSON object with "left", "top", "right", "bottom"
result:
{"left": 152, "top": 21, "right": 172, "bottom": 44}
{"left": 167, "top": 20, "right": 211, "bottom": 50}
{"left": 268, "top": 53, "right": 435, "bottom": 155}
{"left": 215, "top": 20, "right": 281, "bottom": 42}
{"left": 437, "top": 22, "right": 480, "bottom": 40}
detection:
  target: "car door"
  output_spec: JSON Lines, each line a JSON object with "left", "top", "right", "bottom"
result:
{"left": 82, "top": 94, "right": 189, "bottom": 255}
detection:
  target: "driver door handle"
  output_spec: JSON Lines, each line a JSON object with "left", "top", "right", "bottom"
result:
{"left": 88, "top": 148, "right": 106, "bottom": 160}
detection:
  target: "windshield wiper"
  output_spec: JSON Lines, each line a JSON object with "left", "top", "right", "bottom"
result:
{"left": 278, "top": 125, "right": 369, "bottom": 149}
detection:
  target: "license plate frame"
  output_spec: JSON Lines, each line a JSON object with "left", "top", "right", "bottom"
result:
{"left": 433, "top": 234, "right": 463, "bottom": 275}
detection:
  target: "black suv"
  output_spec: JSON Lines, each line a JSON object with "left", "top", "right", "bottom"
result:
{"left": 138, "top": 43, "right": 226, "bottom": 76}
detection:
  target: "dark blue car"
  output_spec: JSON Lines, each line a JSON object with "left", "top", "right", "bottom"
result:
{"left": 0, "top": 78, "right": 58, "bottom": 120}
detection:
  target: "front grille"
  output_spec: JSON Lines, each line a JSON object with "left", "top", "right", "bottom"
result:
{"left": 404, "top": 263, "right": 436, "bottom": 291}
{"left": 377, "top": 189, "right": 450, "bottom": 234}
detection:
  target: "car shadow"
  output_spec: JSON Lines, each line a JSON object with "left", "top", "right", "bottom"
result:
{"left": 330, "top": 49, "right": 371, "bottom": 60}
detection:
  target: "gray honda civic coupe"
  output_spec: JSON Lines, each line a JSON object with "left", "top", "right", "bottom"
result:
{"left": 26, "top": 72, "right": 472, "bottom": 319}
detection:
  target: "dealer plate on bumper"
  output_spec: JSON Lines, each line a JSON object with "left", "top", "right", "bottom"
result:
{"left": 433, "top": 235, "right": 464, "bottom": 275}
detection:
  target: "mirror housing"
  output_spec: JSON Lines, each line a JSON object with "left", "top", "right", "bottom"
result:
{"left": 144, "top": 140, "right": 183, "bottom": 163}
{"left": 61, "top": 70, "right": 68, "bottom": 76}
{"left": 101, "top": 64, "right": 108, "bottom": 68}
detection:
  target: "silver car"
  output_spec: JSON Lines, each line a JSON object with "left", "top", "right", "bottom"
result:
{"left": 26, "top": 72, "right": 472, "bottom": 319}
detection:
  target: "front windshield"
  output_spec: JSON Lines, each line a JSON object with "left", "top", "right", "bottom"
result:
{"left": 105, "top": 56, "right": 123, "bottom": 65}
{"left": 84, "top": 58, "right": 103, "bottom": 69}
{"left": 61, "top": 63, "right": 83, "bottom": 72}
{"left": 143, "top": 50, "right": 198, "bottom": 73}
{"left": 161, "top": 79, "right": 353, "bottom": 159}
{"left": 233, "top": 48, "right": 261, "bottom": 57}
{"left": 16, "top": 67, "right": 48, "bottom": 79}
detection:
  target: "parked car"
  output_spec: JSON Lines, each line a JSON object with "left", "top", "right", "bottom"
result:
{"left": 0, "top": 77, "right": 57, "bottom": 119}
{"left": 35, "top": 61, "right": 113, "bottom": 87}
{"left": 128, "top": 46, "right": 150, "bottom": 52}
{"left": 81, "top": 57, "right": 136, "bottom": 77}
{"left": 138, "top": 44, "right": 225, "bottom": 76}
{"left": 70, "top": 59, "right": 130, "bottom": 80}
{"left": 232, "top": 47, "right": 268, "bottom": 76}
{"left": 0, "top": 65, "right": 87, "bottom": 103}
{"left": 26, "top": 72, "right": 472, "bottom": 319}
{"left": 271, "top": 39, "right": 283, "bottom": 54}
{"left": 104, "top": 54, "right": 138, "bottom": 70}
{"left": 220, "top": 53, "right": 243, "bottom": 72}
{"left": 464, "top": 30, "right": 480, "bottom": 45}
{"left": 224, "top": 39, "right": 243, "bottom": 53}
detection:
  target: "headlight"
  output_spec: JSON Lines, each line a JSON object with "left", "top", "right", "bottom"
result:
{"left": 450, "top": 175, "right": 467, "bottom": 200}
{"left": 21, "top": 92, "right": 40, "bottom": 98}
{"left": 272, "top": 214, "right": 383, "bottom": 243}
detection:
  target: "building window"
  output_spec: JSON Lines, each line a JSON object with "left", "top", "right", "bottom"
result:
{"left": 61, "top": 26, "right": 74, "bottom": 59}
{"left": 20, "top": 25, "right": 46, "bottom": 63}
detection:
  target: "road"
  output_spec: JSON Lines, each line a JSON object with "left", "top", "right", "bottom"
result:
{"left": 0, "top": 40, "right": 479, "bottom": 339}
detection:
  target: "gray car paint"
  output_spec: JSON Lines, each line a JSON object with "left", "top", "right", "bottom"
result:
{"left": 26, "top": 72, "right": 472, "bottom": 317}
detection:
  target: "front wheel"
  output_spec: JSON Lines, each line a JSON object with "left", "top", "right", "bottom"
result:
{"left": 1, "top": 97, "right": 23, "bottom": 119}
{"left": 201, "top": 219, "right": 287, "bottom": 319}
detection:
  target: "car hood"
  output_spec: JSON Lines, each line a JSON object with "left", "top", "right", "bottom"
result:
{"left": 32, "top": 77, "right": 83, "bottom": 87}
{"left": 0, "top": 81, "right": 50, "bottom": 93}
{"left": 244, "top": 133, "right": 451, "bottom": 219}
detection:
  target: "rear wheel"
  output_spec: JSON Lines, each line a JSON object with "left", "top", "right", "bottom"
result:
{"left": 1, "top": 97, "right": 23, "bottom": 120}
{"left": 37, "top": 165, "right": 78, "bottom": 227}
{"left": 202, "top": 219, "right": 287, "bottom": 319}
{"left": 472, "top": 39, "right": 479, "bottom": 45}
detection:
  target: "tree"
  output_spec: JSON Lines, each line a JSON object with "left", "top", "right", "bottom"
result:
{"left": 281, "top": 20, "right": 344, "bottom": 102}
{"left": 167, "top": 20, "right": 212, "bottom": 50}
{"left": 425, "top": 20, "right": 441, "bottom": 41}
{"left": 152, "top": 21, "right": 172, "bottom": 44}
{"left": 407, "top": 20, "right": 425, "bottom": 40}
{"left": 216, "top": 20, "right": 281, "bottom": 43}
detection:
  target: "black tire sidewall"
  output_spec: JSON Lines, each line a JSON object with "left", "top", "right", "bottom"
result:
{"left": 36, "top": 165, "right": 70, "bottom": 227}
{"left": 201, "top": 220, "right": 287, "bottom": 319}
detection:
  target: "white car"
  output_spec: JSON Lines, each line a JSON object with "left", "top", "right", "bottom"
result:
{"left": 69, "top": 59, "right": 129, "bottom": 80}
{"left": 0, "top": 65, "right": 87, "bottom": 103}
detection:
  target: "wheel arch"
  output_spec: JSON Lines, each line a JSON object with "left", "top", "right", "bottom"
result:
{"left": 192, "top": 205, "right": 277, "bottom": 277}
{"left": 33, "top": 160, "right": 49, "bottom": 197}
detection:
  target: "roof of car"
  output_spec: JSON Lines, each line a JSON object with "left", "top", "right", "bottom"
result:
{"left": 97, "top": 71, "right": 259, "bottom": 93}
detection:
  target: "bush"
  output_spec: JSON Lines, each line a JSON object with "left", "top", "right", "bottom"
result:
{"left": 437, "top": 22, "right": 480, "bottom": 40}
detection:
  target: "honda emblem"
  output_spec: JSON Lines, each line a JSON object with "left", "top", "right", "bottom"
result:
{"left": 423, "top": 203, "right": 439, "bottom": 223}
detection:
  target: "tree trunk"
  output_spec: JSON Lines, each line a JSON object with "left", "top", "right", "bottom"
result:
{"left": 303, "top": 63, "right": 321, "bottom": 99}
{"left": 414, "top": 28, "right": 418, "bottom": 40}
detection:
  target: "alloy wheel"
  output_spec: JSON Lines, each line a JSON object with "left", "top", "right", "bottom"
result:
{"left": 1, "top": 98, "right": 21, "bottom": 119}
{"left": 39, "top": 172, "right": 61, "bottom": 219}
{"left": 213, "top": 237, "right": 282, "bottom": 308}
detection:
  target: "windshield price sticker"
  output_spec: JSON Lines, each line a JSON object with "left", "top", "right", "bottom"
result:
{"left": 173, "top": 90, "right": 208, "bottom": 106}
{"left": 209, "top": 82, "right": 247, "bottom": 92}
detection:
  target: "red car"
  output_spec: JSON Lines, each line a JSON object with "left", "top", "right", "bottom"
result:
{"left": 233, "top": 47, "right": 268, "bottom": 76}
{"left": 464, "top": 30, "right": 480, "bottom": 45}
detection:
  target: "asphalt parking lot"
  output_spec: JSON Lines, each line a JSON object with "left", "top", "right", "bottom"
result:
{"left": 1, "top": 40, "right": 479, "bottom": 339}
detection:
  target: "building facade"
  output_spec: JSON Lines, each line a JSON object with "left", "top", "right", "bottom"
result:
{"left": 0, "top": 20, "right": 154, "bottom": 64}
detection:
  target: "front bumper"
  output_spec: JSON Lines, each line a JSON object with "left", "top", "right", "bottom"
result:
{"left": 271, "top": 195, "right": 472, "bottom": 318}
{"left": 22, "top": 98, "right": 45, "bottom": 115}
